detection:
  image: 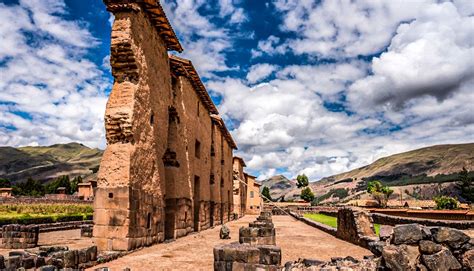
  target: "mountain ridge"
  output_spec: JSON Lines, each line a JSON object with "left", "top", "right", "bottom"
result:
{"left": 0, "top": 142, "right": 103, "bottom": 183}
{"left": 260, "top": 143, "right": 474, "bottom": 202}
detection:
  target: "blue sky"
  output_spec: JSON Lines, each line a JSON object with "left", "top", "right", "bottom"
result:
{"left": 0, "top": 0, "right": 473, "bottom": 180}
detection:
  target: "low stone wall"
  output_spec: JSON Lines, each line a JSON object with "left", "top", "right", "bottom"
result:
{"left": 0, "top": 225, "right": 39, "bottom": 249}
{"left": 372, "top": 212, "right": 474, "bottom": 229}
{"left": 0, "top": 245, "right": 98, "bottom": 270}
{"left": 336, "top": 208, "right": 378, "bottom": 249}
{"left": 39, "top": 220, "right": 93, "bottom": 233}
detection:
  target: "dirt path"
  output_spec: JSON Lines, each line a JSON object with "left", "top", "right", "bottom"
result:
{"left": 90, "top": 215, "right": 372, "bottom": 271}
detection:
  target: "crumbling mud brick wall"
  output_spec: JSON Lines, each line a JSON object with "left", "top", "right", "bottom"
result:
{"left": 95, "top": 0, "right": 237, "bottom": 252}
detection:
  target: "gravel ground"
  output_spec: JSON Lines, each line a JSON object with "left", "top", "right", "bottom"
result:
{"left": 90, "top": 215, "right": 372, "bottom": 271}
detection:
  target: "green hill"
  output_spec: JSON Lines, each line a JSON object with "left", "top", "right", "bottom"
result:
{"left": 0, "top": 143, "right": 103, "bottom": 183}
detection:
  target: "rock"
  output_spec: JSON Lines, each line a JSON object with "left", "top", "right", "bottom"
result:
{"left": 368, "top": 241, "right": 386, "bottom": 257}
{"left": 22, "top": 256, "right": 35, "bottom": 269}
{"left": 433, "top": 227, "right": 470, "bottom": 249}
{"left": 462, "top": 249, "right": 474, "bottom": 269}
{"left": 419, "top": 240, "right": 443, "bottom": 255}
{"left": 382, "top": 244, "right": 419, "bottom": 271}
{"left": 35, "top": 256, "right": 46, "bottom": 268}
{"left": 301, "top": 258, "right": 325, "bottom": 266}
{"left": 7, "top": 255, "right": 21, "bottom": 270}
{"left": 220, "top": 224, "right": 230, "bottom": 239}
{"left": 392, "top": 224, "right": 423, "bottom": 245}
{"left": 63, "top": 250, "right": 77, "bottom": 268}
{"left": 0, "top": 254, "right": 5, "bottom": 269}
{"left": 422, "top": 248, "right": 461, "bottom": 271}
{"left": 39, "top": 265, "right": 57, "bottom": 271}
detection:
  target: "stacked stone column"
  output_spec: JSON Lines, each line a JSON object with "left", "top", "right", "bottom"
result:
{"left": 214, "top": 211, "right": 281, "bottom": 270}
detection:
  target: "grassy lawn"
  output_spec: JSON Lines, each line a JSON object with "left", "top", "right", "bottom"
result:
{"left": 0, "top": 203, "right": 93, "bottom": 225}
{"left": 304, "top": 213, "right": 380, "bottom": 236}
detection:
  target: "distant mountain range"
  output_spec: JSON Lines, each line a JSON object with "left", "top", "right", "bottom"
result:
{"left": 0, "top": 143, "right": 103, "bottom": 183}
{"left": 259, "top": 143, "right": 474, "bottom": 202}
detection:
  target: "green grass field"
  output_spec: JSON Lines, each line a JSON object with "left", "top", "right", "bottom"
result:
{"left": 0, "top": 203, "right": 93, "bottom": 225}
{"left": 303, "top": 213, "right": 380, "bottom": 236}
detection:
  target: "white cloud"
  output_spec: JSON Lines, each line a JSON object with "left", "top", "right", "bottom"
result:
{"left": 0, "top": 1, "right": 109, "bottom": 148}
{"left": 349, "top": 1, "right": 474, "bottom": 109}
{"left": 272, "top": 0, "right": 437, "bottom": 58}
{"left": 246, "top": 64, "right": 278, "bottom": 84}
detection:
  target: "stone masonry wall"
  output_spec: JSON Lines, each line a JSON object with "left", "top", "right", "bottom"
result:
{"left": 0, "top": 225, "right": 39, "bottom": 249}
{"left": 95, "top": 0, "right": 237, "bottom": 252}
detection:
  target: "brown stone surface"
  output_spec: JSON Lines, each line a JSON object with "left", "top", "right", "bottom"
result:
{"left": 95, "top": 1, "right": 237, "bottom": 251}
{"left": 90, "top": 215, "right": 371, "bottom": 270}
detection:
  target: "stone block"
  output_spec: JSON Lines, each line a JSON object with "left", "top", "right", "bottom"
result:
{"left": 432, "top": 227, "right": 470, "bottom": 249}
{"left": 422, "top": 247, "right": 461, "bottom": 270}
{"left": 382, "top": 244, "right": 419, "bottom": 271}
{"left": 392, "top": 224, "right": 424, "bottom": 245}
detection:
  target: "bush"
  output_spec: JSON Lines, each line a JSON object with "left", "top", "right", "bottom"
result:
{"left": 300, "top": 187, "right": 315, "bottom": 202}
{"left": 434, "top": 196, "right": 459, "bottom": 210}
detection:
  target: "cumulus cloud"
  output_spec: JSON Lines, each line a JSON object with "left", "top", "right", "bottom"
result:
{"left": 246, "top": 64, "right": 278, "bottom": 84}
{"left": 0, "top": 1, "right": 109, "bottom": 148}
{"left": 349, "top": 1, "right": 474, "bottom": 109}
{"left": 273, "top": 0, "right": 436, "bottom": 58}
{"left": 163, "top": 0, "right": 247, "bottom": 77}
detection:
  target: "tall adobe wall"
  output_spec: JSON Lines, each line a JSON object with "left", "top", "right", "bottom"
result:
{"left": 94, "top": 3, "right": 173, "bottom": 251}
{"left": 95, "top": 1, "right": 237, "bottom": 252}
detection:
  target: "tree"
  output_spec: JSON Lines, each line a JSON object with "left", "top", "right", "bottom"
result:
{"left": 300, "top": 187, "right": 315, "bottom": 202}
{"left": 367, "top": 180, "right": 393, "bottom": 208}
{"left": 13, "top": 177, "right": 45, "bottom": 196}
{"left": 46, "top": 175, "right": 72, "bottom": 194}
{"left": 434, "top": 196, "right": 459, "bottom": 210}
{"left": 296, "top": 174, "right": 309, "bottom": 188}
{"left": 0, "top": 178, "right": 11, "bottom": 188}
{"left": 261, "top": 186, "right": 272, "bottom": 202}
{"left": 70, "top": 176, "right": 82, "bottom": 194}
{"left": 457, "top": 167, "right": 474, "bottom": 203}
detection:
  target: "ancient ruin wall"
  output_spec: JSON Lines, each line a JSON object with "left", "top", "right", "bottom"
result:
{"left": 94, "top": 4, "right": 172, "bottom": 251}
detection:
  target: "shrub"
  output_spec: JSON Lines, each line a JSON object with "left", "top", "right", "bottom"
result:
{"left": 300, "top": 187, "right": 315, "bottom": 202}
{"left": 367, "top": 181, "right": 393, "bottom": 208}
{"left": 434, "top": 196, "right": 459, "bottom": 210}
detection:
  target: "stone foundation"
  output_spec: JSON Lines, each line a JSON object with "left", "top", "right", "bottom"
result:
{"left": 165, "top": 198, "right": 193, "bottom": 239}
{"left": 1, "top": 225, "right": 39, "bottom": 249}
{"left": 0, "top": 245, "right": 98, "bottom": 270}
{"left": 94, "top": 187, "right": 164, "bottom": 251}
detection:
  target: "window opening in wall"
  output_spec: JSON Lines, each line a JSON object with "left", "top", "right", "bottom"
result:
{"left": 147, "top": 213, "right": 151, "bottom": 229}
{"left": 108, "top": 193, "right": 113, "bottom": 199}
{"left": 220, "top": 178, "right": 224, "bottom": 188}
{"left": 195, "top": 140, "right": 201, "bottom": 158}
{"left": 184, "top": 211, "right": 187, "bottom": 222}
{"left": 197, "top": 101, "right": 200, "bottom": 116}
{"left": 210, "top": 174, "right": 215, "bottom": 185}
{"left": 150, "top": 112, "right": 154, "bottom": 125}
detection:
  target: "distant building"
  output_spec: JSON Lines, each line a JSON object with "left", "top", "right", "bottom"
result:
{"left": 245, "top": 173, "right": 263, "bottom": 215}
{"left": 0, "top": 188, "right": 13, "bottom": 198}
{"left": 78, "top": 181, "right": 97, "bottom": 200}
{"left": 233, "top": 157, "right": 247, "bottom": 218}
